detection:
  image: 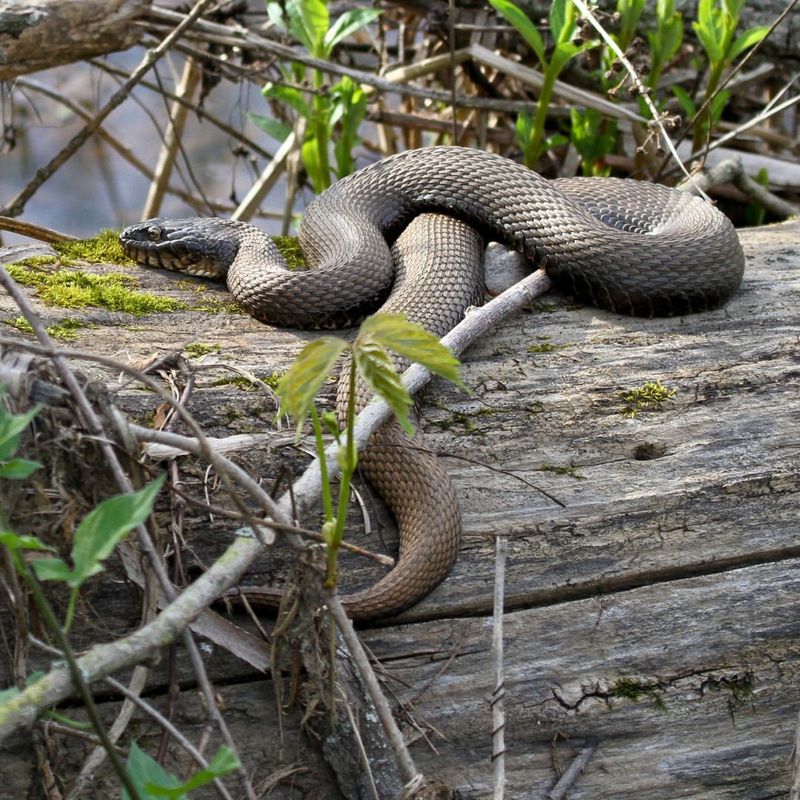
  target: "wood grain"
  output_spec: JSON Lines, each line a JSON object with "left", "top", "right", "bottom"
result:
{"left": 0, "top": 219, "right": 797, "bottom": 797}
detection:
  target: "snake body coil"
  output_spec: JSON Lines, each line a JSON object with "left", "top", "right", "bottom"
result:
{"left": 121, "top": 146, "right": 745, "bottom": 620}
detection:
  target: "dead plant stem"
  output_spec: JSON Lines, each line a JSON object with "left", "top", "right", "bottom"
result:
{"left": 142, "top": 57, "right": 202, "bottom": 219}
{"left": 0, "top": 264, "right": 256, "bottom": 799}
{"left": 0, "top": 0, "right": 213, "bottom": 219}
{"left": 326, "top": 593, "right": 420, "bottom": 789}
{"left": 492, "top": 536, "right": 507, "bottom": 799}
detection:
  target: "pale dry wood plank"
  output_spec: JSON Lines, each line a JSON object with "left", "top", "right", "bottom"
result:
{"left": 364, "top": 559, "right": 800, "bottom": 799}
{"left": 0, "top": 219, "right": 797, "bottom": 797}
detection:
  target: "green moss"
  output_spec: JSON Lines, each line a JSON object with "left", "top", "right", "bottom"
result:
{"left": 6, "top": 263, "right": 186, "bottom": 315}
{"left": 52, "top": 229, "right": 133, "bottom": 266}
{"left": 527, "top": 336, "right": 569, "bottom": 354}
{"left": 191, "top": 297, "right": 242, "bottom": 314}
{"left": 212, "top": 372, "right": 283, "bottom": 392}
{"left": 184, "top": 342, "right": 221, "bottom": 358}
{"left": 536, "top": 463, "right": 586, "bottom": 480}
{"left": 610, "top": 678, "right": 667, "bottom": 711}
{"left": 530, "top": 300, "right": 561, "bottom": 313}
{"left": 261, "top": 371, "right": 284, "bottom": 391}
{"left": 429, "top": 407, "right": 494, "bottom": 435}
{"left": 4, "top": 316, "right": 87, "bottom": 341}
{"left": 178, "top": 281, "right": 239, "bottom": 313}
{"left": 46, "top": 318, "right": 87, "bottom": 341}
{"left": 705, "top": 671, "right": 755, "bottom": 722}
{"left": 5, "top": 317, "right": 33, "bottom": 335}
{"left": 620, "top": 380, "right": 677, "bottom": 418}
{"left": 272, "top": 235, "right": 306, "bottom": 271}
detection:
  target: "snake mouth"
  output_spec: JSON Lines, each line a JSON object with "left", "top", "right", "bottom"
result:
{"left": 119, "top": 220, "right": 230, "bottom": 279}
{"left": 122, "top": 242, "right": 222, "bottom": 278}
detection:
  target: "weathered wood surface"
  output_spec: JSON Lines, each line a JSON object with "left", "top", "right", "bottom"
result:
{"left": 0, "top": 219, "right": 799, "bottom": 798}
{"left": 0, "top": 0, "right": 144, "bottom": 81}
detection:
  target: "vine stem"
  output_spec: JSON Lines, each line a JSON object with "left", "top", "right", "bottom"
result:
{"left": 311, "top": 405, "right": 334, "bottom": 522}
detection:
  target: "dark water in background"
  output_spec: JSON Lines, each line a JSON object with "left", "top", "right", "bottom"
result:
{"left": 2, "top": 48, "right": 299, "bottom": 245}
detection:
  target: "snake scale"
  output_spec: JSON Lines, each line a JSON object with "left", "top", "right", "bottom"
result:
{"left": 120, "top": 145, "right": 745, "bottom": 620}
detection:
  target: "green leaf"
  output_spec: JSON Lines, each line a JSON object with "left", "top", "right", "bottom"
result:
{"left": 488, "top": 0, "right": 546, "bottom": 65}
{"left": 146, "top": 746, "right": 241, "bottom": 798}
{"left": 320, "top": 410, "right": 341, "bottom": 440}
{"left": 289, "top": 0, "right": 329, "bottom": 58}
{"left": 352, "top": 339, "right": 413, "bottom": 435}
{"left": 544, "top": 132, "right": 569, "bottom": 149}
{"left": 265, "top": 2, "right": 287, "bottom": 32}
{"left": 549, "top": 0, "right": 567, "bottom": 43}
{"left": 658, "top": 15, "right": 683, "bottom": 62}
{"left": 124, "top": 742, "right": 183, "bottom": 800}
{"left": 248, "top": 112, "right": 293, "bottom": 143}
{"left": 656, "top": 0, "right": 675, "bottom": 21}
{"left": 261, "top": 83, "right": 310, "bottom": 119}
{"left": 300, "top": 134, "right": 328, "bottom": 195}
{"left": 31, "top": 557, "right": 72, "bottom": 583}
{"left": 723, "top": 0, "right": 745, "bottom": 20}
{"left": 729, "top": 25, "right": 769, "bottom": 60}
{"left": 671, "top": 85, "right": 696, "bottom": 116}
{"left": 693, "top": 18, "right": 724, "bottom": 63}
{"left": 43, "top": 476, "right": 165, "bottom": 590}
{"left": 335, "top": 441, "right": 356, "bottom": 475}
{"left": 0, "top": 531, "right": 53, "bottom": 553}
{"left": 358, "top": 314, "right": 463, "bottom": 388}
{"left": 0, "top": 403, "right": 40, "bottom": 461}
{"left": 550, "top": 0, "right": 577, "bottom": 45}
{"left": 616, "top": 0, "right": 646, "bottom": 48}
{"left": 321, "top": 518, "right": 336, "bottom": 545}
{"left": 324, "top": 8, "right": 381, "bottom": 55}
{"left": 709, "top": 88, "right": 731, "bottom": 124}
{"left": 0, "top": 457, "right": 41, "bottom": 479}
{"left": 331, "top": 76, "right": 367, "bottom": 178}
{"left": 277, "top": 337, "right": 348, "bottom": 436}
{"left": 550, "top": 40, "right": 581, "bottom": 74}
{"left": 515, "top": 110, "right": 534, "bottom": 145}
{"left": 696, "top": 0, "right": 716, "bottom": 33}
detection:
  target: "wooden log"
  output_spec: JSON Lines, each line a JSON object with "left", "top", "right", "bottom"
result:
{"left": 0, "top": 218, "right": 797, "bottom": 797}
{"left": 0, "top": 0, "right": 144, "bottom": 81}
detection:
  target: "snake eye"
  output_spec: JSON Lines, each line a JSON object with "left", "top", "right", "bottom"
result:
{"left": 147, "top": 225, "right": 163, "bottom": 242}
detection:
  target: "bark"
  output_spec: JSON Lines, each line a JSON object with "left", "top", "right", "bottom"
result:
{"left": 0, "top": 0, "right": 144, "bottom": 81}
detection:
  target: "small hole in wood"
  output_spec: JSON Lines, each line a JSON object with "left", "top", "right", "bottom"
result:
{"left": 633, "top": 442, "right": 667, "bottom": 461}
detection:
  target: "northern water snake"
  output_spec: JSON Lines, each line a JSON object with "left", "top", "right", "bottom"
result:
{"left": 120, "top": 145, "right": 745, "bottom": 620}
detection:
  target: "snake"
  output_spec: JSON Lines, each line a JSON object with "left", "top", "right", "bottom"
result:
{"left": 120, "top": 145, "right": 745, "bottom": 620}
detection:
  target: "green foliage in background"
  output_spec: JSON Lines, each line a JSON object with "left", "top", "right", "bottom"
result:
{"left": 251, "top": 0, "right": 380, "bottom": 192}
{"left": 489, "top": 0, "right": 589, "bottom": 168}
{"left": 251, "top": 0, "right": 774, "bottom": 189}
{"left": 687, "top": 0, "right": 768, "bottom": 147}
{"left": 122, "top": 743, "right": 240, "bottom": 800}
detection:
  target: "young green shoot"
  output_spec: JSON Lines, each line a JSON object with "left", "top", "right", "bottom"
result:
{"left": 275, "top": 312, "right": 462, "bottom": 588}
{"left": 488, "top": 0, "right": 592, "bottom": 167}
{"left": 257, "top": 0, "right": 381, "bottom": 192}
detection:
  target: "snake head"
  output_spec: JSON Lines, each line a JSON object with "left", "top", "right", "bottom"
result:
{"left": 119, "top": 217, "right": 239, "bottom": 279}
